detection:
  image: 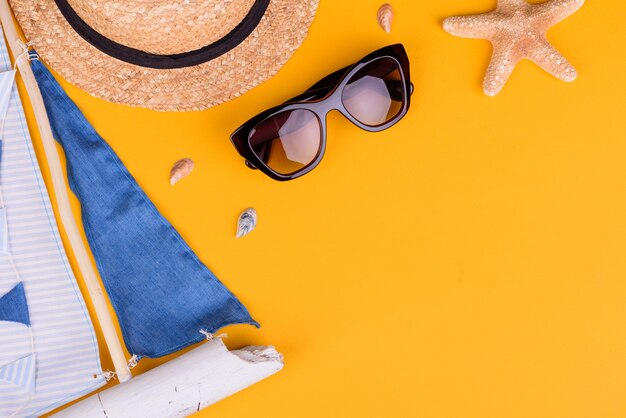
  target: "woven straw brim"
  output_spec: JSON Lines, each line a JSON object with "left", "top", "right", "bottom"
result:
{"left": 9, "top": 0, "right": 319, "bottom": 111}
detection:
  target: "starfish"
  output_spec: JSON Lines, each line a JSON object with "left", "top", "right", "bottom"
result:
{"left": 443, "top": 0, "right": 584, "bottom": 96}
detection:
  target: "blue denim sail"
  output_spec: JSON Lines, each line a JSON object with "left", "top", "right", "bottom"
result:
{"left": 31, "top": 59, "right": 259, "bottom": 359}
{"left": 0, "top": 282, "right": 30, "bottom": 326}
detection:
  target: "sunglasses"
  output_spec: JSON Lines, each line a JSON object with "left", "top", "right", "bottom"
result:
{"left": 230, "top": 44, "right": 412, "bottom": 181}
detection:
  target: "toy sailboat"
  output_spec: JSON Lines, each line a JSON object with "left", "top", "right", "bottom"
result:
{"left": 0, "top": 2, "right": 282, "bottom": 417}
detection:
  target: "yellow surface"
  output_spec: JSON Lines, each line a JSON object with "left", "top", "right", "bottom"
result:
{"left": 14, "top": 0, "right": 625, "bottom": 417}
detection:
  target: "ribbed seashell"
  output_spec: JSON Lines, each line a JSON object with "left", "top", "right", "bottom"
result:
{"left": 236, "top": 208, "right": 257, "bottom": 239}
{"left": 169, "top": 158, "right": 194, "bottom": 185}
{"left": 377, "top": 4, "right": 394, "bottom": 33}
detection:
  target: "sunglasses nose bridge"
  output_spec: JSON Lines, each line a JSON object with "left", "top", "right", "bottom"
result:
{"left": 326, "top": 108, "right": 349, "bottom": 126}
{"left": 308, "top": 89, "right": 344, "bottom": 119}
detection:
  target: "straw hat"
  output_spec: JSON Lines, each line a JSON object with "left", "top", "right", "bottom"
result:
{"left": 9, "top": 0, "right": 319, "bottom": 111}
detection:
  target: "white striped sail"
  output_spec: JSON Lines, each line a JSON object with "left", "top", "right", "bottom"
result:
{"left": 0, "top": 30, "right": 105, "bottom": 417}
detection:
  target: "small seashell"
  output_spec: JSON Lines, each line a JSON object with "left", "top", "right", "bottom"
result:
{"left": 377, "top": 4, "right": 394, "bottom": 33}
{"left": 236, "top": 208, "right": 257, "bottom": 239}
{"left": 169, "top": 158, "right": 194, "bottom": 185}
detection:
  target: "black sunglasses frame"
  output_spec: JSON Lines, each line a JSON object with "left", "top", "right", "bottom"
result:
{"left": 230, "top": 43, "right": 412, "bottom": 181}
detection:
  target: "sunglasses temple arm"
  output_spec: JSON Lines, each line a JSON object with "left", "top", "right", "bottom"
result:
{"left": 284, "top": 85, "right": 335, "bottom": 104}
{"left": 282, "top": 64, "right": 355, "bottom": 104}
{"left": 284, "top": 80, "right": 412, "bottom": 106}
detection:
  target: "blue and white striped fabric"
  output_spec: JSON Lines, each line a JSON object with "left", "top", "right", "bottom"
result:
{"left": 0, "top": 354, "right": 36, "bottom": 394}
{"left": 0, "top": 29, "right": 105, "bottom": 417}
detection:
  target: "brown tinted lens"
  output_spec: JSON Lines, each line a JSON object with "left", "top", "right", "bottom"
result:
{"left": 341, "top": 57, "right": 405, "bottom": 127}
{"left": 248, "top": 109, "right": 322, "bottom": 175}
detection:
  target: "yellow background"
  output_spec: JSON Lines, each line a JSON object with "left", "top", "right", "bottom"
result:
{"left": 13, "top": 0, "right": 625, "bottom": 417}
